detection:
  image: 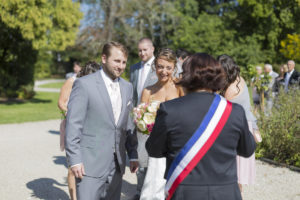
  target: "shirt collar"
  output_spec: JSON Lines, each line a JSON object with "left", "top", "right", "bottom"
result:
{"left": 268, "top": 71, "right": 272, "bottom": 76}
{"left": 142, "top": 56, "right": 155, "bottom": 67}
{"left": 288, "top": 69, "right": 294, "bottom": 76}
{"left": 100, "top": 69, "right": 119, "bottom": 86}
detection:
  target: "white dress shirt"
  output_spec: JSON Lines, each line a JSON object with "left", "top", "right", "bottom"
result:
{"left": 137, "top": 56, "right": 155, "bottom": 97}
{"left": 101, "top": 69, "right": 122, "bottom": 124}
{"left": 285, "top": 69, "right": 294, "bottom": 92}
{"left": 101, "top": 70, "right": 138, "bottom": 162}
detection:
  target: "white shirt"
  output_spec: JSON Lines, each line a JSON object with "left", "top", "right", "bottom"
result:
{"left": 101, "top": 69, "right": 122, "bottom": 124}
{"left": 101, "top": 70, "right": 138, "bottom": 161}
{"left": 285, "top": 69, "right": 294, "bottom": 91}
{"left": 138, "top": 56, "right": 155, "bottom": 97}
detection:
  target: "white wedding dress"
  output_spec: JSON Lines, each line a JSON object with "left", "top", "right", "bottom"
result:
{"left": 140, "top": 157, "right": 166, "bottom": 200}
{"left": 137, "top": 100, "right": 167, "bottom": 200}
{"left": 138, "top": 132, "right": 166, "bottom": 200}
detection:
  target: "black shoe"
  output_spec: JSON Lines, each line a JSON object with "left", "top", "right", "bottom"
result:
{"left": 131, "top": 194, "right": 140, "bottom": 200}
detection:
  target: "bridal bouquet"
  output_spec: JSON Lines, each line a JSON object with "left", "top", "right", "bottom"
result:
{"left": 132, "top": 101, "right": 160, "bottom": 135}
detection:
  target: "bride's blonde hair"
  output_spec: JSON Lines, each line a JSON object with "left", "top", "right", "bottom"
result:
{"left": 152, "top": 48, "right": 177, "bottom": 75}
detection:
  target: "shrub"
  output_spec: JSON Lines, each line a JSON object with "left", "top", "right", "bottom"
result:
{"left": 17, "top": 84, "right": 36, "bottom": 100}
{"left": 256, "top": 88, "right": 300, "bottom": 167}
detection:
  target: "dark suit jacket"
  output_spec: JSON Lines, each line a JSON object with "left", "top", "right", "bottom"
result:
{"left": 146, "top": 92, "right": 256, "bottom": 200}
{"left": 284, "top": 70, "right": 300, "bottom": 86}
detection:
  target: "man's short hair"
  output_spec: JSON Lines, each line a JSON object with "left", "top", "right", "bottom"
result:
{"left": 102, "top": 41, "right": 128, "bottom": 58}
{"left": 138, "top": 37, "right": 153, "bottom": 46}
{"left": 73, "top": 61, "right": 81, "bottom": 67}
{"left": 264, "top": 64, "right": 273, "bottom": 70}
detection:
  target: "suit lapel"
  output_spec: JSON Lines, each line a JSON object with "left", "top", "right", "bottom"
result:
{"left": 134, "top": 62, "right": 142, "bottom": 89}
{"left": 95, "top": 70, "right": 115, "bottom": 126}
{"left": 143, "top": 68, "right": 156, "bottom": 89}
{"left": 117, "top": 78, "right": 127, "bottom": 127}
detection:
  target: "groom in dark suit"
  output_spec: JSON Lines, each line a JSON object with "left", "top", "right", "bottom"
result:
{"left": 65, "top": 42, "right": 139, "bottom": 200}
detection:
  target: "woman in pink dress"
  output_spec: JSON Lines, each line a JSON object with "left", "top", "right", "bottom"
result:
{"left": 218, "top": 55, "right": 262, "bottom": 193}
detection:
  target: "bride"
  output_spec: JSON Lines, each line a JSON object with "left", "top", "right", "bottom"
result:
{"left": 139, "top": 48, "right": 184, "bottom": 200}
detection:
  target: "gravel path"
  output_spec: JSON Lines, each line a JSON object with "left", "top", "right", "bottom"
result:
{"left": 0, "top": 120, "right": 299, "bottom": 200}
{"left": 34, "top": 79, "right": 65, "bottom": 93}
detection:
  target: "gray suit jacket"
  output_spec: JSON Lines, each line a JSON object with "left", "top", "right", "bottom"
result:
{"left": 130, "top": 61, "right": 158, "bottom": 106}
{"left": 268, "top": 71, "right": 278, "bottom": 90}
{"left": 65, "top": 70, "right": 138, "bottom": 178}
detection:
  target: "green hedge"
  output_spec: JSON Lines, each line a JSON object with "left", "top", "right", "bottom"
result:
{"left": 256, "top": 89, "right": 300, "bottom": 167}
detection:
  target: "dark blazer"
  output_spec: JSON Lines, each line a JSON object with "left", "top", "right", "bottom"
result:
{"left": 284, "top": 70, "right": 300, "bottom": 86}
{"left": 146, "top": 92, "right": 256, "bottom": 200}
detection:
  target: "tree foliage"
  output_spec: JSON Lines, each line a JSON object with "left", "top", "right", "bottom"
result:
{"left": 0, "top": 0, "right": 82, "bottom": 51}
{"left": 280, "top": 34, "right": 300, "bottom": 62}
{"left": 0, "top": 0, "right": 82, "bottom": 98}
{"left": 76, "top": 0, "right": 300, "bottom": 72}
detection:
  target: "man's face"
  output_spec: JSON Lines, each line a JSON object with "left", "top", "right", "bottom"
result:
{"left": 73, "top": 64, "right": 81, "bottom": 74}
{"left": 264, "top": 66, "right": 271, "bottom": 73}
{"left": 287, "top": 61, "right": 295, "bottom": 72}
{"left": 256, "top": 68, "right": 262, "bottom": 75}
{"left": 102, "top": 47, "right": 127, "bottom": 80}
{"left": 138, "top": 42, "right": 154, "bottom": 62}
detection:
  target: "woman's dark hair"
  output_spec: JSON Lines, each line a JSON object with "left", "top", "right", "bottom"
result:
{"left": 217, "top": 54, "right": 240, "bottom": 94}
{"left": 77, "top": 61, "right": 100, "bottom": 77}
{"left": 178, "top": 53, "right": 226, "bottom": 92}
{"left": 176, "top": 48, "right": 191, "bottom": 60}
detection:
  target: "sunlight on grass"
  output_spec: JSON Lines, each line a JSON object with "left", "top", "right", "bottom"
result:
{"left": 0, "top": 92, "right": 61, "bottom": 124}
{"left": 39, "top": 82, "right": 64, "bottom": 89}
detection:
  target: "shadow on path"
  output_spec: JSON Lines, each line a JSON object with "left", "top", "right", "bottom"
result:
{"left": 26, "top": 178, "right": 69, "bottom": 200}
{"left": 49, "top": 130, "right": 60, "bottom": 135}
{"left": 53, "top": 156, "right": 68, "bottom": 168}
{"left": 121, "top": 179, "right": 136, "bottom": 199}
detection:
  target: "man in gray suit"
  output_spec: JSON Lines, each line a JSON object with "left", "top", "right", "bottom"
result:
{"left": 65, "top": 41, "right": 139, "bottom": 200}
{"left": 129, "top": 38, "right": 157, "bottom": 200}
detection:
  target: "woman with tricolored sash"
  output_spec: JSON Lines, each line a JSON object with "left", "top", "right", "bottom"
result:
{"left": 146, "top": 53, "right": 256, "bottom": 200}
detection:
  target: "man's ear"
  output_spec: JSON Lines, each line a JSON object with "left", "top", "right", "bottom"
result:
{"left": 102, "top": 54, "right": 107, "bottom": 64}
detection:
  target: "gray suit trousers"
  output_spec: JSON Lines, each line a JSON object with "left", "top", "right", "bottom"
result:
{"left": 76, "top": 155, "right": 122, "bottom": 200}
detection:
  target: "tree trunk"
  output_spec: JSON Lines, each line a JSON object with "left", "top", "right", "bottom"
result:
{"left": 260, "top": 91, "right": 265, "bottom": 112}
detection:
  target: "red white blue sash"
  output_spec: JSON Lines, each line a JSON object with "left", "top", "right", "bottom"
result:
{"left": 165, "top": 94, "right": 232, "bottom": 200}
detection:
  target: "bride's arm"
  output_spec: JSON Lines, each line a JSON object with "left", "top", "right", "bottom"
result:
{"left": 140, "top": 88, "right": 151, "bottom": 103}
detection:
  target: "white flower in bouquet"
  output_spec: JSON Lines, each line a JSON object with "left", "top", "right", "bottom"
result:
{"left": 147, "top": 101, "right": 160, "bottom": 113}
{"left": 133, "top": 109, "right": 141, "bottom": 119}
{"left": 137, "top": 120, "right": 147, "bottom": 132}
{"left": 132, "top": 101, "right": 160, "bottom": 135}
{"left": 143, "top": 112, "right": 156, "bottom": 124}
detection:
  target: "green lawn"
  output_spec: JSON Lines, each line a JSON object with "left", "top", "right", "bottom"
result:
{"left": 39, "top": 81, "right": 64, "bottom": 89}
{"left": 0, "top": 92, "right": 61, "bottom": 124}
